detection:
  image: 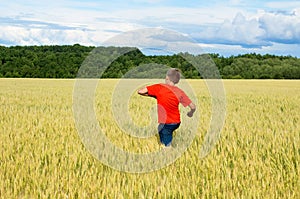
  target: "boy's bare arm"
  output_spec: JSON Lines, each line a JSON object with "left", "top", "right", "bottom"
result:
{"left": 187, "top": 102, "right": 196, "bottom": 117}
{"left": 137, "top": 87, "right": 149, "bottom": 96}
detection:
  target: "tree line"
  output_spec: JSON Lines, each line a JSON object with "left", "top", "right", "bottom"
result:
{"left": 0, "top": 44, "right": 299, "bottom": 79}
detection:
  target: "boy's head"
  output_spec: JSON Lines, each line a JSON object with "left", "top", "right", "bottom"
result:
{"left": 166, "top": 68, "right": 181, "bottom": 84}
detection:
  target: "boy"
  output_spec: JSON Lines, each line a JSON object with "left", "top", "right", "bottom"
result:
{"left": 138, "top": 68, "right": 196, "bottom": 147}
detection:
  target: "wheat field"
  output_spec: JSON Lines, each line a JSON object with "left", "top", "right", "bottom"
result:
{"left": 0, "top": 78, "right": 299, "bottom": 198}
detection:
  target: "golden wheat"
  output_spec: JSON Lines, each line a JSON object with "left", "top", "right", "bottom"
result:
{"left": 0, "top": 78, "right": 299, "bottom": 198}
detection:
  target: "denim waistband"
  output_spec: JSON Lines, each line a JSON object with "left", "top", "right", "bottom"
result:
{"left": 159, "top": 122, "right": 181, "bottom": 125}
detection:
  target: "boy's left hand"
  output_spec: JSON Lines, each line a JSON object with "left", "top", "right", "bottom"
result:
{"left": 187, "top": 111, "right": 194, "bottom": 117}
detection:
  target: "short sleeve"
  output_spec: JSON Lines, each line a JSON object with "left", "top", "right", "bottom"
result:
{"left": 146, "top": 84, "right": 161, "bottom": 97}
{"left": 180, "top": 91, "right": 192, "bottom": 107}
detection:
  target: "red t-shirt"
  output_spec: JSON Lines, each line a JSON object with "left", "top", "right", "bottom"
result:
{"left": 147, "top": 83, "right": 192, "bottom": 124}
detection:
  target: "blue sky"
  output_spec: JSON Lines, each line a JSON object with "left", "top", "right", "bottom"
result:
{"left": 1, "top": 0, "right": 300, "bottom": 57}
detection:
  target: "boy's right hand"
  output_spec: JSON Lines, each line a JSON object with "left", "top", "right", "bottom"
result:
{"left": 137, "top": 87, "right": 148, "bottom": 96}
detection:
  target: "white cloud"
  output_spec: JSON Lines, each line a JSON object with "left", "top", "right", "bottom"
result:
{"left": 103, "top": 28, "right": 205, "bottom": 54}
{"left": 191, "top": 9, "right": 300, "bottom": 49}
{"left": 0, "top": 3, "right": 243, "bottom": 46}
{"left": 192, "top": 12, "right": 267, "bottom": 47}
{"left": 0, "top": 25, "right": 95, "bottom": 46}
{"left": 259, "top": 11, "right": 300, "bottom": 43}
{"left": 1, "top": 0, "right": 300, "bottom": 57}
{"left": 219, "top": 12, "right": 266, "bottom": 45}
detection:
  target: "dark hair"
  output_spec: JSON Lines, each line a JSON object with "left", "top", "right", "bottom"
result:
{"left": 166, "top": 68, "right": 181, "bottom": 84}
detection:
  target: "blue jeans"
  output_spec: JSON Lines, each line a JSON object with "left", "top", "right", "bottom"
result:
{"left": 158, "top": 123, "right": 180, "bottom": 146}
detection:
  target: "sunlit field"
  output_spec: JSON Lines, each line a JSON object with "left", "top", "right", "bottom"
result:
{"left": 0, "top": 78, "right": 299, "bottom": 198}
